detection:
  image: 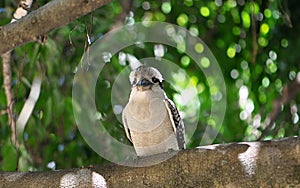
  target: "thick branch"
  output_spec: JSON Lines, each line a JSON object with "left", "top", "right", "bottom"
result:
{"left": 0, "top": 137, "right": 299, "bottom": 187}
{"left": 0, "top": 0, "right": 112, "bottom": 54}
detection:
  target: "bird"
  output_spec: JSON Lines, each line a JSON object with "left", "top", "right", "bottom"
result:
{"left": 122, "top": 65, "right": 185, "bottom": 156}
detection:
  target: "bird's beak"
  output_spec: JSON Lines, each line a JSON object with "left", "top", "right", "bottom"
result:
{"left": 136, "top": 78, "right": 153, "bottom": 87}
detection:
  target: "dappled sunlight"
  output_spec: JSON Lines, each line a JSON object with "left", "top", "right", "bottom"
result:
{"left": 238, "top": 85, "right": 255, "bottom": 121}
{"left": 92, "top": 172, "right": 107, "bottom": 188}
{"left": 60, "top": 169, "right": 107, "bottom": 188}
{"left": 238, "top": 142, "right": 260, "bottom": 177}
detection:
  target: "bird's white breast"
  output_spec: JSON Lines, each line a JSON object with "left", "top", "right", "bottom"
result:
{"left": 125, "top": 89, "right": 179, "bottom": 156}
{"left": 127, "top": 90, "right": 167, "bottom": 132}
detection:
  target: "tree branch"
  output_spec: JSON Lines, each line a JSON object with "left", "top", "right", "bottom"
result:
{"left": 109, "top": 0, "right": 133, "bottom": 30}
{"left": 259, "top": 77, "right": 300, "bottom": 140}
{"left": 1, "top": 52, "right": 17, "bottom": 145}
{"left": 0, "top": 137, "right": 299, "bottom": 187}
{"left": 0, "top": 0, "right": 112, "bottom": 54}
{"left": 1, "top": 0, "right": 36, "bottom": 147}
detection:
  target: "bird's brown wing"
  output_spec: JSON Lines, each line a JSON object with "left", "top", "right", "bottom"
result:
{"left": 164, "top": 98, "right": 186, "bottom": 149}
{"left": 122, "top": 106, "right": 133, "bottom": 143}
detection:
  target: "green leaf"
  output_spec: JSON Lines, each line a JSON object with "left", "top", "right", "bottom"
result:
{"left": 1, "top": 140, "right": 17, "bottom": 171}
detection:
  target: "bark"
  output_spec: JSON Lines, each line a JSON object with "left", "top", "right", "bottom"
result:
{"left": 0, "top": 137, "right": 299, "bottom": 188}
{"left": 0, "top": 0, "right": 112, "bottom": 54}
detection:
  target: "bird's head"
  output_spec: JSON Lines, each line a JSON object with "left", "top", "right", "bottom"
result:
{"left": 129, "top": 66, "right": 164, "bottom": 91}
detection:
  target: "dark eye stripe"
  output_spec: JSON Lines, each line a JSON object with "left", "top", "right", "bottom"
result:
{"left": 152, "top": 77, "right": 159, "bottom": 83}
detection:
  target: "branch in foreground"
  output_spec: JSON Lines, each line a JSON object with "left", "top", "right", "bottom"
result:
{"left": 0, "top": 0, "right": 112, "bottom": 54}
{"left": 0, "top": 137, "right": 299, "bottom": 187}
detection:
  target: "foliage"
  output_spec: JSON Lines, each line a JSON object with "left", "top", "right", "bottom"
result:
{"left": 0, "top": 0, "right": 299, "bottom": 171}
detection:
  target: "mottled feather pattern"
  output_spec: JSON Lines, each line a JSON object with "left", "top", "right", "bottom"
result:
{"left": 165, "top": 98, "right": 186, "bottom": 149}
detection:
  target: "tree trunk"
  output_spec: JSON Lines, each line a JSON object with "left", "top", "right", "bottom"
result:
{"left": 0, "top": 137, "right": 299, "bottom": 187}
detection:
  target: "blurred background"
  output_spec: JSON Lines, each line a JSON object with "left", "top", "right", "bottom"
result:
{"left": 0, "top": 0, "right": 299, "bottom": 171}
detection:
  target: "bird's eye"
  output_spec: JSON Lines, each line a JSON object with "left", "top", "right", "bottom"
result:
{"left": 152, "top": 77, "right": 159, "bottom": 83}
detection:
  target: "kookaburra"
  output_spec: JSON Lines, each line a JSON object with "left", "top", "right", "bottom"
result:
{"left": 122, "top": 66, "right": 185, "bottom": 156}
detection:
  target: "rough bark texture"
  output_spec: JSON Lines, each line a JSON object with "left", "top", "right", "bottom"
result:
{"left": 0, "top": 137, "right": 299, "bottom": 187}
{"left": 0, "top": 0, "right": 112, "bottom": 54}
